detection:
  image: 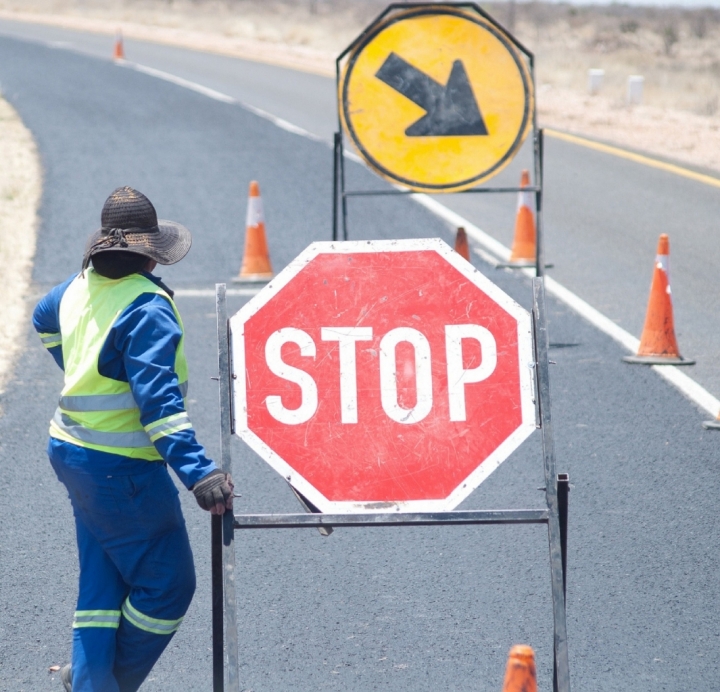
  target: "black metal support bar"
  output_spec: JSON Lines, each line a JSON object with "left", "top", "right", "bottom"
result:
{"left": 534, "top": 128, "right": 545, "bottom": 278}
{"left": 339, "top": 135, "right": 349, "bottom": 241}
{"left": 343, "top": 186, "right": 541, "bottom": 198}
{"left": 553, "top": 472, "right": 570, "bottom": 692}
{"left": 211, "top": 514, "right": 223, "bottom": 692}
{"left": 332, "top": 132, "right": 341, "bottom": 242}
{"left": 216, "top": 285, "right": 240, "bottom": 692}
{"left": 234, "top": 508, "right": 548, "bottom": 529}
{"left": 533, "top": 278, "right": 570, "bottom": 692}
{"left": 557, "top": 473, "right": 569, "bottom": 598}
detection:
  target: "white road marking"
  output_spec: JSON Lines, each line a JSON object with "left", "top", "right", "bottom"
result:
{"left": 123, "top": 60, "right": 324, "bottom": 142}
{"left": 128, "top": 62, "right": 236, "bottom": 103}
{"left": 110, "top": 58, "right": 720, "bottom": 419}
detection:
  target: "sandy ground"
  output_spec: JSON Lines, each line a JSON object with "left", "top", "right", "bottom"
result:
{"left": 0, "top": 95, "right": 40, "bottom": 397}
{"left": 0, "top": 1, "right": 719, "bottom": 173}
{"left": 0, "top": 7, "right": 337, "bottom": 76}
{"left": 540, "top": 86, "right": 720, "bottom": 171}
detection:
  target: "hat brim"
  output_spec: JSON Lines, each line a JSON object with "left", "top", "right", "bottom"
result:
{"left": 85, "top": 220, "right": 192, "bottom": 266}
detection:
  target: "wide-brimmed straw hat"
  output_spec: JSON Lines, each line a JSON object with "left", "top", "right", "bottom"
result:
{"left": 82, "top": 187, "right": 192, "bottom": 271}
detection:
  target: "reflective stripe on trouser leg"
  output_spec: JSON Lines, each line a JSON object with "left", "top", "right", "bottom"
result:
{"left": 115, "top": 600, "right": 184, "bottom": 691}
{"left": 121, "top": 598, "right": 183, "bottom": 635}
{"left": 113, "top": 617, "right": 182, "bottom": 692}
{"left": 73, "top": 610, "right": 121, "bottom": 628}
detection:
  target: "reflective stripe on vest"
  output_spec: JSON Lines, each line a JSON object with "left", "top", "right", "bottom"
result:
{"left": 53, "top": 410, "right": 153, "bottom": 448}
{"left": 51, "top": 270, "right": 190, "bottom": 459}
{"left": 59, "top": 381, "right": 189, "bottom": 412}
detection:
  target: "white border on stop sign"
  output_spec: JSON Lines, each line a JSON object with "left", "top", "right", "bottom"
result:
{"left": 229, "top": 238, "right": 535, "bottom": 514}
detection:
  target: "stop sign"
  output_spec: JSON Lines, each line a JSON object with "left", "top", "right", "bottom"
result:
{"left": 230, "top": 239, "right": 535, "bottom": 513}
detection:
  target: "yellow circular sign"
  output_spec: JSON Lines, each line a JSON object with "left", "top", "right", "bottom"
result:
{"left": 340, "top": 6, "right": 534, "bottom": 193}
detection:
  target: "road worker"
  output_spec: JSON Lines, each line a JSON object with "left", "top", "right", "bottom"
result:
{"left": 33, "top": 187, "right": 234, "bottom": 692}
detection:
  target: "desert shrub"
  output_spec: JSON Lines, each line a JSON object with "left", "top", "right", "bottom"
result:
{"left": 692, "top": 12, "right": 707, "bottom": 39}
{"left": 662, "top": 24, "right": 679, "bottom": 55}
{"left": 620, "top": 19, "right": 639, "bottom": 34}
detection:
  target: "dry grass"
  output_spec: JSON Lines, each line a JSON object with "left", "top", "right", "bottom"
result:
{"left": 0, "top": 95, "right": 40, "bottom": 395}
{"left": 495, "top": 3, "right": 720, "bottom": 116}
{"left": 489, "top": 3, "right": 720, "bottom": 170}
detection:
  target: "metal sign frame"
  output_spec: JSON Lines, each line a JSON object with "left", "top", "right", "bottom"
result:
{"left": 211, "top": 275, "right": 570, "bottom": 692}
{"left": 332, "top": 2, "right": 546, "bottom": 278}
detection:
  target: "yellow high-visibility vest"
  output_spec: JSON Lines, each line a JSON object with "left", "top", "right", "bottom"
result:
{"left": 49, "top": 269, "right": 190, "bottom": 459}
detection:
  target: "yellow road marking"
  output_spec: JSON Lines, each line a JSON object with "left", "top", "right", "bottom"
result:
{"left": 544, "top": 128, "right": 720, "bottom": 190}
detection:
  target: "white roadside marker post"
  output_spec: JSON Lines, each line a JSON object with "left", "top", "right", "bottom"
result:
{"left": 627, "top": 75, "right": 644, "bottom": 105}
{"left": 588, "top": 69, "right": 604, "bottom": 95}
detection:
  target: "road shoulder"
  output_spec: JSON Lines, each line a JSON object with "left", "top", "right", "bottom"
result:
{"left": 0, "top": 94, "right": 40, "bottom": 397}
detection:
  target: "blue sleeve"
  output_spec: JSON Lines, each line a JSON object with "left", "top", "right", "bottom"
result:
{"left": 32, "top": 274, "right": 77, "bottom": 370}
{"left": 104, "top": 293, "right": 217, "bottom": 489}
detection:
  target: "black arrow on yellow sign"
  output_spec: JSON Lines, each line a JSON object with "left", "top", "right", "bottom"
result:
{"left": 375, "top": 52, "right": 488, "bottom": 137}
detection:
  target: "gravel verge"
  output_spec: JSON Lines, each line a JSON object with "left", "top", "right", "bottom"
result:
{"left": 0, "top": 95, "right": 40, "bottom": 398}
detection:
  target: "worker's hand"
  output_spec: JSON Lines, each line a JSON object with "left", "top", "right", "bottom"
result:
{"left": 192, "top": 469, "right": 234, "bottom": 515}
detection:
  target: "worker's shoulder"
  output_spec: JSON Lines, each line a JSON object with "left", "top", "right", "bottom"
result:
{"left": 35, "top": 273, "right": 78, "bottom": 311}
{"left": 32, "top": 274, "right": 78, "bottom": 331}
{"left": 119, "top": 291, "right": 180, "bottom": 331}
{"left": 125, "top": 290, "right": 176, "bottom": 312}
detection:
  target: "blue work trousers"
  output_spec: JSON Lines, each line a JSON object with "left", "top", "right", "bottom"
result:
{"left": 49, "top": 439, "right": 196, "bottom": 692}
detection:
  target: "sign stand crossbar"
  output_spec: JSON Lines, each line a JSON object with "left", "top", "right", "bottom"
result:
{"left": 211, "top": 276, "right": 570, "bottom": 692}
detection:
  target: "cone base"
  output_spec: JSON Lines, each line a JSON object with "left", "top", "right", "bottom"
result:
{"left": 233, "top": 273, "right": 273, "bottom": 283}
{"left": 702, "top": 420, "right": 720, "bottom": 430}
{"left": 622, "top": 355, "right": 695, "bottom": 366}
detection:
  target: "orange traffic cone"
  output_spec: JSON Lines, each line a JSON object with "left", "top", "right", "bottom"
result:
{"left": 113, "top": 30, "right": 125, "bottom": 61}
{"left": 623, "top": 234, "right": 694, "bottom": 365}
{"left": 501, "top": 645, "right": 537, "bottom": 692}
{"left": 454, "top": 227, "right": 470, "bottom": 262}
{"left": 509, "top": 170, "right": 536, "bottom": 265}
{"left": 234, "top": 181, "right": 273, "bottom": 283}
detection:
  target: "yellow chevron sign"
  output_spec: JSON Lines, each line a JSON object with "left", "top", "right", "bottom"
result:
{"left": 340, "top": 6, "right": 534, "bottom": 193}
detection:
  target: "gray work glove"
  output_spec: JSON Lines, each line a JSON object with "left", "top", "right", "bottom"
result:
{"left": 192, "top": 469, "right": 234, "bottom": 515}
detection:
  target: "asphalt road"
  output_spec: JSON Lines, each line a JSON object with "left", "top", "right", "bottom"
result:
{"left": 0, "top": 27, "right": 718, "bottom": 692}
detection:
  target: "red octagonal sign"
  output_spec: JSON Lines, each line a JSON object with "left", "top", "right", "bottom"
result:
{"left": 230, "top": 239, "right": 535, "bottom": 513}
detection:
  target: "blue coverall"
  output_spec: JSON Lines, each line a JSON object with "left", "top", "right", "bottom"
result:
{"left": 34, "top": 272, "right": 217, "bottom": 692}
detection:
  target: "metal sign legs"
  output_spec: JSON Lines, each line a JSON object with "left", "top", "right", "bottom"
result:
{"left": 331, "top": 128, "right": 545, "bottom": 245}
{"left": 212, "top": 284, "right": 240, "bottom": 692}
{"left": 211, "top": 279, "right": 570, "bottom": 692}
{"left": 533, "top": 277, "right": 571, "bottom": 692}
